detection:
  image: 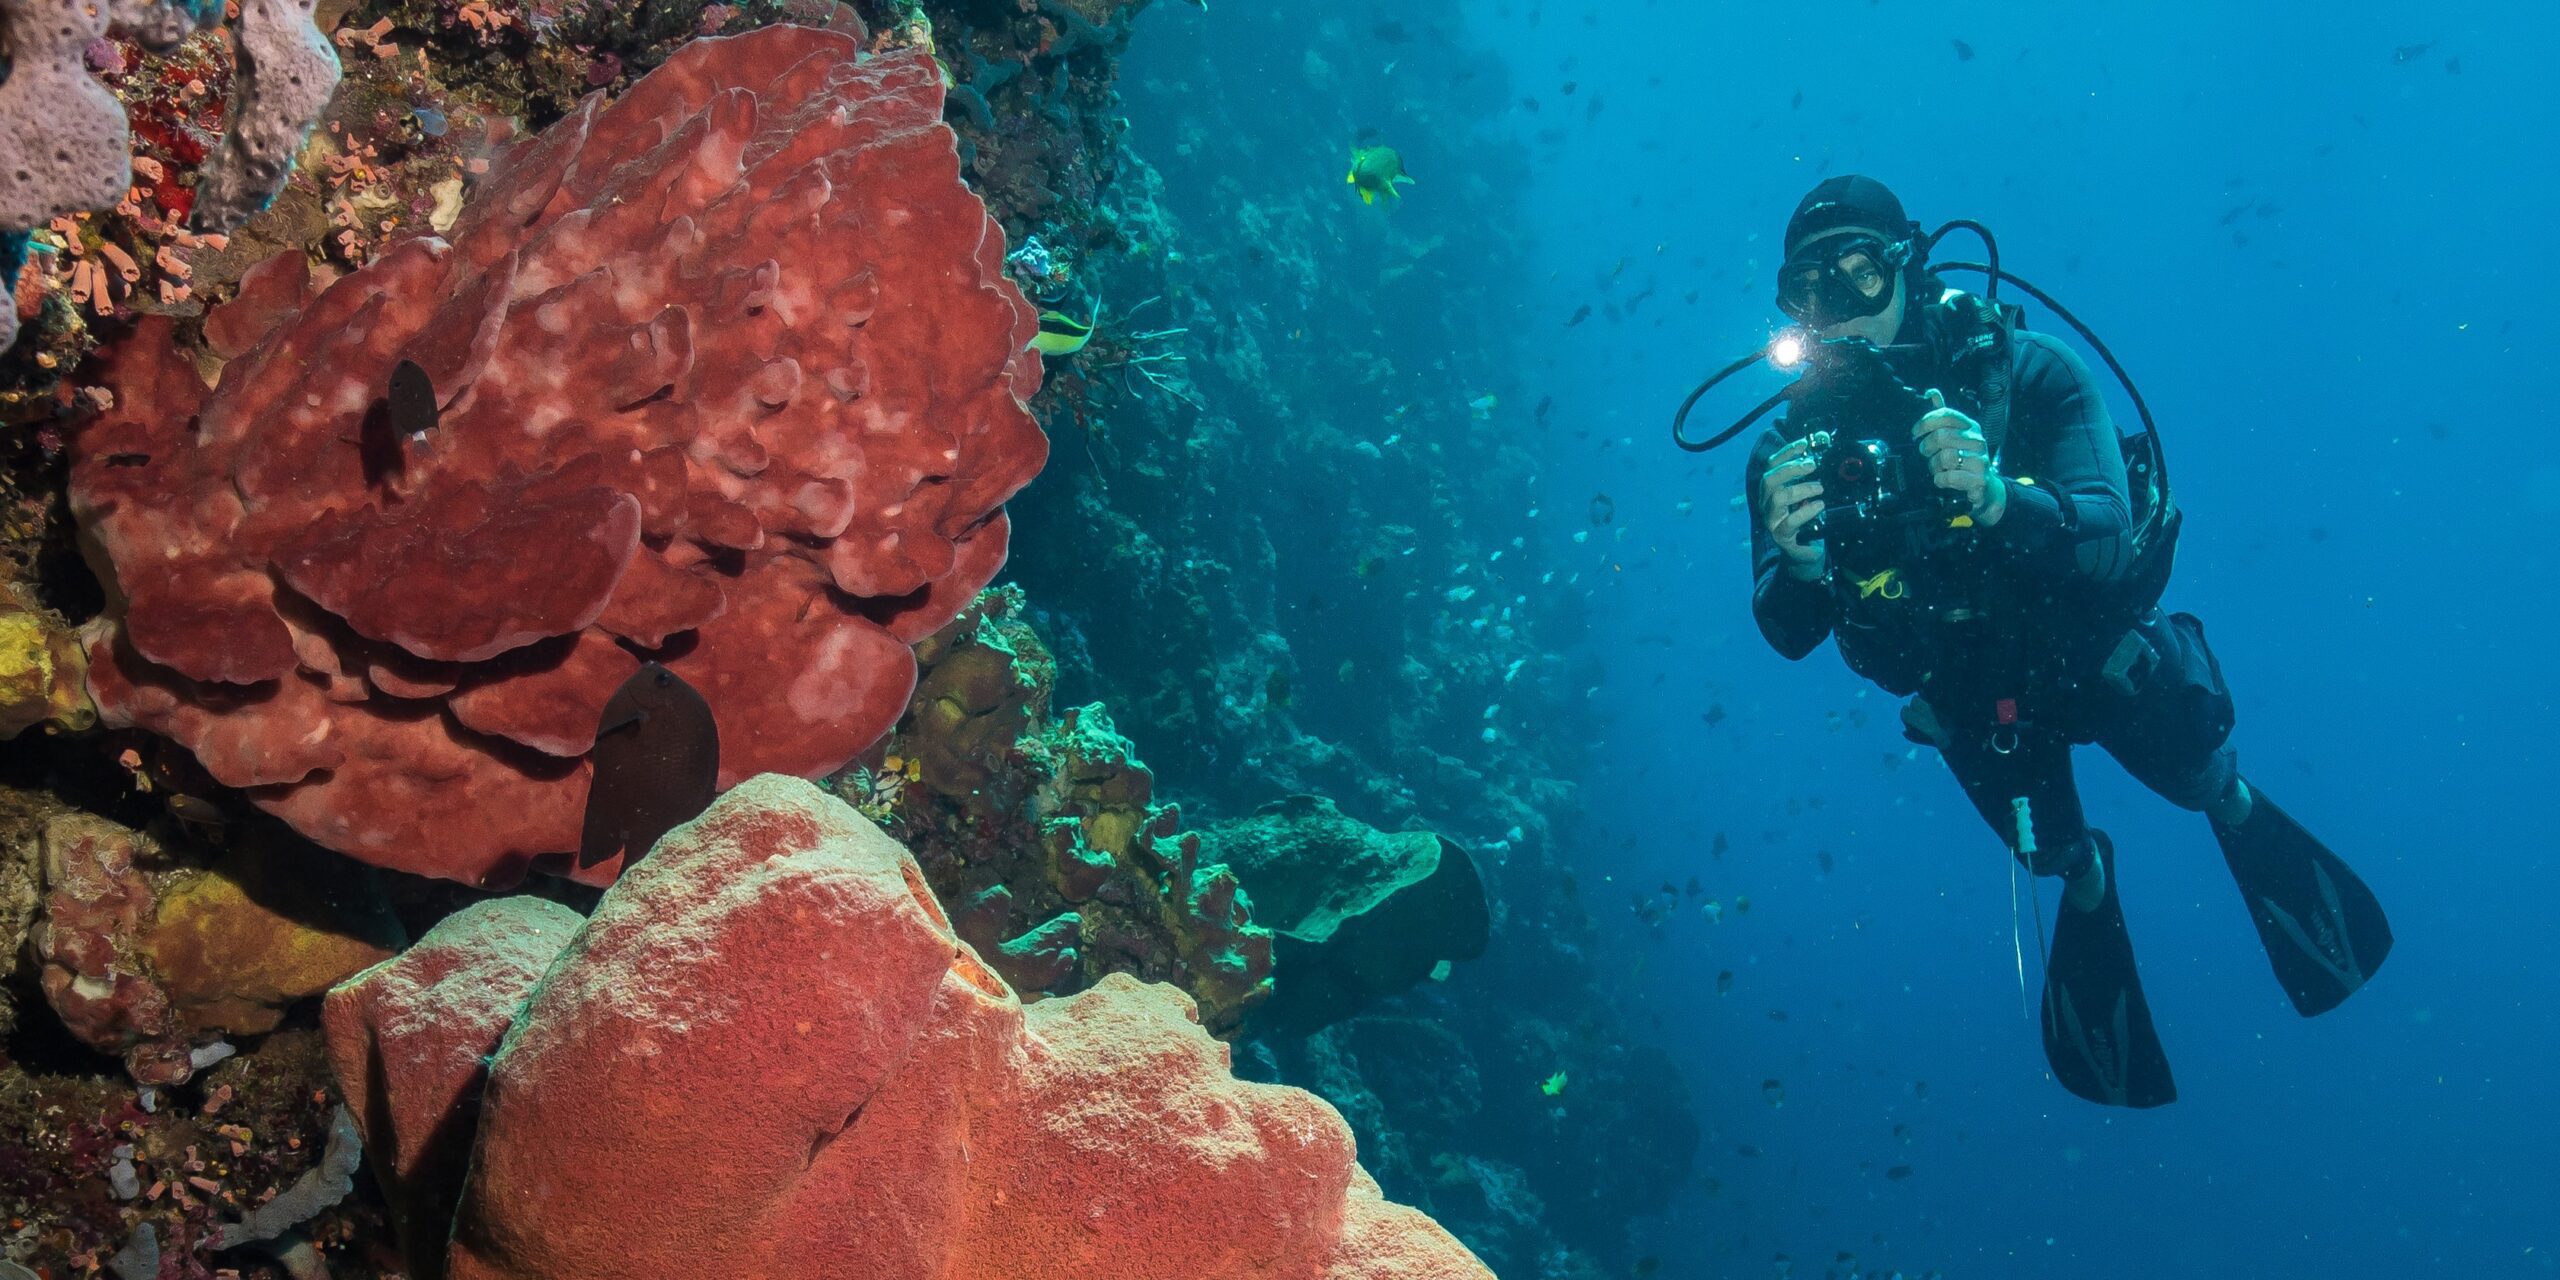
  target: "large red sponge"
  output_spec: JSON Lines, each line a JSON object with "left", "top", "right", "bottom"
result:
{"left": 325, "top": 775, "right": 1491, "bottom": 1280}
{"left": 70, "top": 28, "right": 1048, "bottom": 888}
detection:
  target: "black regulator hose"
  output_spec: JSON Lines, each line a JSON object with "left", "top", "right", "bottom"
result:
{"left": 1929, "top": 259, "right": 2167, "bottom": 497}
{"left": 1670, "top": 347, "right": 1792, "bottom": 452}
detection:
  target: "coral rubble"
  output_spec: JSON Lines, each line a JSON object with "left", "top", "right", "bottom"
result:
{"left": 69, "top": 26, "right": 1047, "bottom": 888}
{"left": 326, "top": 774, "right": 1492, "bottom": 1280}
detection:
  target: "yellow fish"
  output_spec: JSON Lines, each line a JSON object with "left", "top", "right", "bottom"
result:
{"left": 1030, "top": 303, "right": 1098, "bottom": 356}
{"left": 1540, "top": 1070, "right": 1568, "bottom": 1097}
{"left": 1347, "top": 144, "right": 1417, "bottom": 205}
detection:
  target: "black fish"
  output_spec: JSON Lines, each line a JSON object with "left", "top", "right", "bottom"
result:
{"left": 388, "top": 358, "right": 438, "bottom": 437}
{"left": 1566, "top": 304, "right": 1591, "bottom": 327}
{"left": 1589, "top": 492, "right": 1615, "bottom": 524}
{"left": 1535, "top": 395, "right": 1554, "bottom": 424}
{"left": 1372, "top": 20, "right": 1410, "bottom": 41}
{"left": 1886, "top": 1164, "right": 1914, "bottom": 1181}
{"left": 1951, "top": 38, "right": 1975, "bottom": 61}
{"left": 2393, "top": 40, "right": 2434, "bottom": 64}
{"left": 579, "top": 663, "right": 720, "bottom": 871}
{"left": 362, "top": 358, "right": 438, "bottom": 485}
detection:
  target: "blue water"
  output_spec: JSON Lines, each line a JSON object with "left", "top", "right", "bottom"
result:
{"left": 1109, "top": 2, "right": 2557, "bottom": 1274}
{"left": 1453, "top": 2, "right": 2554, "bottom": 1276}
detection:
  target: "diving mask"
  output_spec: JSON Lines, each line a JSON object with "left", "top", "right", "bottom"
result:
{"left": 1776, "top": 232, "right": 1911, "bottom": 326}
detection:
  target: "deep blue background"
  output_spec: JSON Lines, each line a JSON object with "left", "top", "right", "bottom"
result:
{"left": 1124, "top": 1, "right": 2554, "bottom": 1275}
{"left": 1465, "top": 2, "right": 2552, "bottom": 1276}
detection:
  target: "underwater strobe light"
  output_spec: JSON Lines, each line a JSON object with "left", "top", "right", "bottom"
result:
{"left": 1668, "top": 329, "right": 1820, "bottom": 453}
{"left": 1768, "top": 329, "right": 1809, "bottom": 370}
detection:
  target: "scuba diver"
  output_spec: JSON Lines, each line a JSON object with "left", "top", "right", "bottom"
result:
{"left": 1679, "top": 175, "right": 2393, "bottom": 1108}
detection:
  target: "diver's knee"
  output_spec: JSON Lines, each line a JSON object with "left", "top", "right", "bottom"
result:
{"left": 2146, "top": 746, "right": 2237, "bottom": 814}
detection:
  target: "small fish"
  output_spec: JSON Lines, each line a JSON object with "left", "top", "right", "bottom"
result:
{"left": 1347, "top": 142, "right": 1417, "bottom": 205}
{"left": 2392, "top": 40, "right": 2435, "bottom": 64}
{"left": 1589, "top": 493, "right": 1615, "bottom": 525}
{"left": 1700, "top": 704, "right": 1727, "bottom": 727}
{"left": 1469, "top": 393, "right": 1500, "bottom": 418}
{"left": 1715, "top": 969, "right": 1734, "bottom": 994}
{"left": 1031, "top": 303, "right": 1099, "bottom": 356}
{"left": 579, "top": 663, "right": 720, "bottom": 871}
{"left": 1737, "top": 1144, "right": 1762, "bottom": 1158}
{"left": 1817, "top": 850, "right": 1835, "bottom": 874}
{"left": 165, "top": 793, "right": 226, "bottom": 825}
{"left": 1265, "top": 669, "right": 1292, "bottom": 708}
{"left": 1734, "top": 895, "right": 1752, "bottom": 914}
{"left": 1372, "top": 19, "right": 1410, "bottom": 42}
{"left": 387, "top": 359, "right": 437, "bottom": 437}
{"left": 1632, "top": 1258, "right": 1660, "bottom": 1277}
{"left": 1886, "top": 1164, "right": 1914, "bottom": 1181}
{"left": 1685, "top": 876, "right": 1702, "bottom": 896}
{"left": 1701, "top": 900, "right": 1723, "bottom": 924}
{"left": 363, "top": 359, "right": 439, "bottom": 485}
{"left": 1712, "top": 831, "right": 1729, "bottom": 859}
{"left": 1541, "top": 1070, "right": 1569, "bottom": 1096}
{"left": 1565, "top": 304, "right": 1591, "bottom": 327}
{"left": 1951, "top": 38, "right": 1975, "bottom": 61}
{"left": 1767, "top": 1008, "right": 1788, "bottom": 1022}
{"left": 1762, "top": 1078, "right": 1786, "bottom": 1107}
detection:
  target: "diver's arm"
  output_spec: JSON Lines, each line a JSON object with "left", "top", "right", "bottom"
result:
{"left": 1754, "top": 563, "right": 1834, "bottom": 658}
{"left": 1984, "top": 333, "right": 2133, "bottom": 583}
{"left": 1747, "top": 431, "right": 1836, "bottom": 657}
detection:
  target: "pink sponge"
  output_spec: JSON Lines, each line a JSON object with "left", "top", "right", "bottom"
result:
{"left": 325, "top": 775, "right": 1491, "bottom": 1280}
{"left": 71, "top": 28, "right": 1048, "bottom": 888}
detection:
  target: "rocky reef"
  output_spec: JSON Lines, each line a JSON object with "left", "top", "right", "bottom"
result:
{"left": 849, "top": 586, "right": 1278, "bottom": 1035}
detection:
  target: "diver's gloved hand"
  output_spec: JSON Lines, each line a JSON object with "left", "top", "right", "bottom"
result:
{"left": 1761, "top": 435, "right": 1829, "bottom": 582}
{"left": 1914, "top": 389, "right": 2009, "bottom": 526}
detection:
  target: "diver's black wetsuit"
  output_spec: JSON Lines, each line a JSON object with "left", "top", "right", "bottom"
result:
{"left": 1743, "top": 302, "right": 2237, "bottom": 877}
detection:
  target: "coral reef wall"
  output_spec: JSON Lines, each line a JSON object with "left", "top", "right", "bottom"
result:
{"left": 927, "top": 3, "right": 1695, "bottom": 1273}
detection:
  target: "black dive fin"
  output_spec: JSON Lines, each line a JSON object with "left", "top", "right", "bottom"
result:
{"left": 2041, "top": 832, "right": 2178, "bottom": 1109}
{"left": 2211, "top": 790, "right": 2393, "bottom": 1017}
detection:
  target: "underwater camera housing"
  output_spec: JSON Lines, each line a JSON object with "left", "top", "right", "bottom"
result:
{"left": 1782, "top": 336, "right": 1964, "bottom": 568}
